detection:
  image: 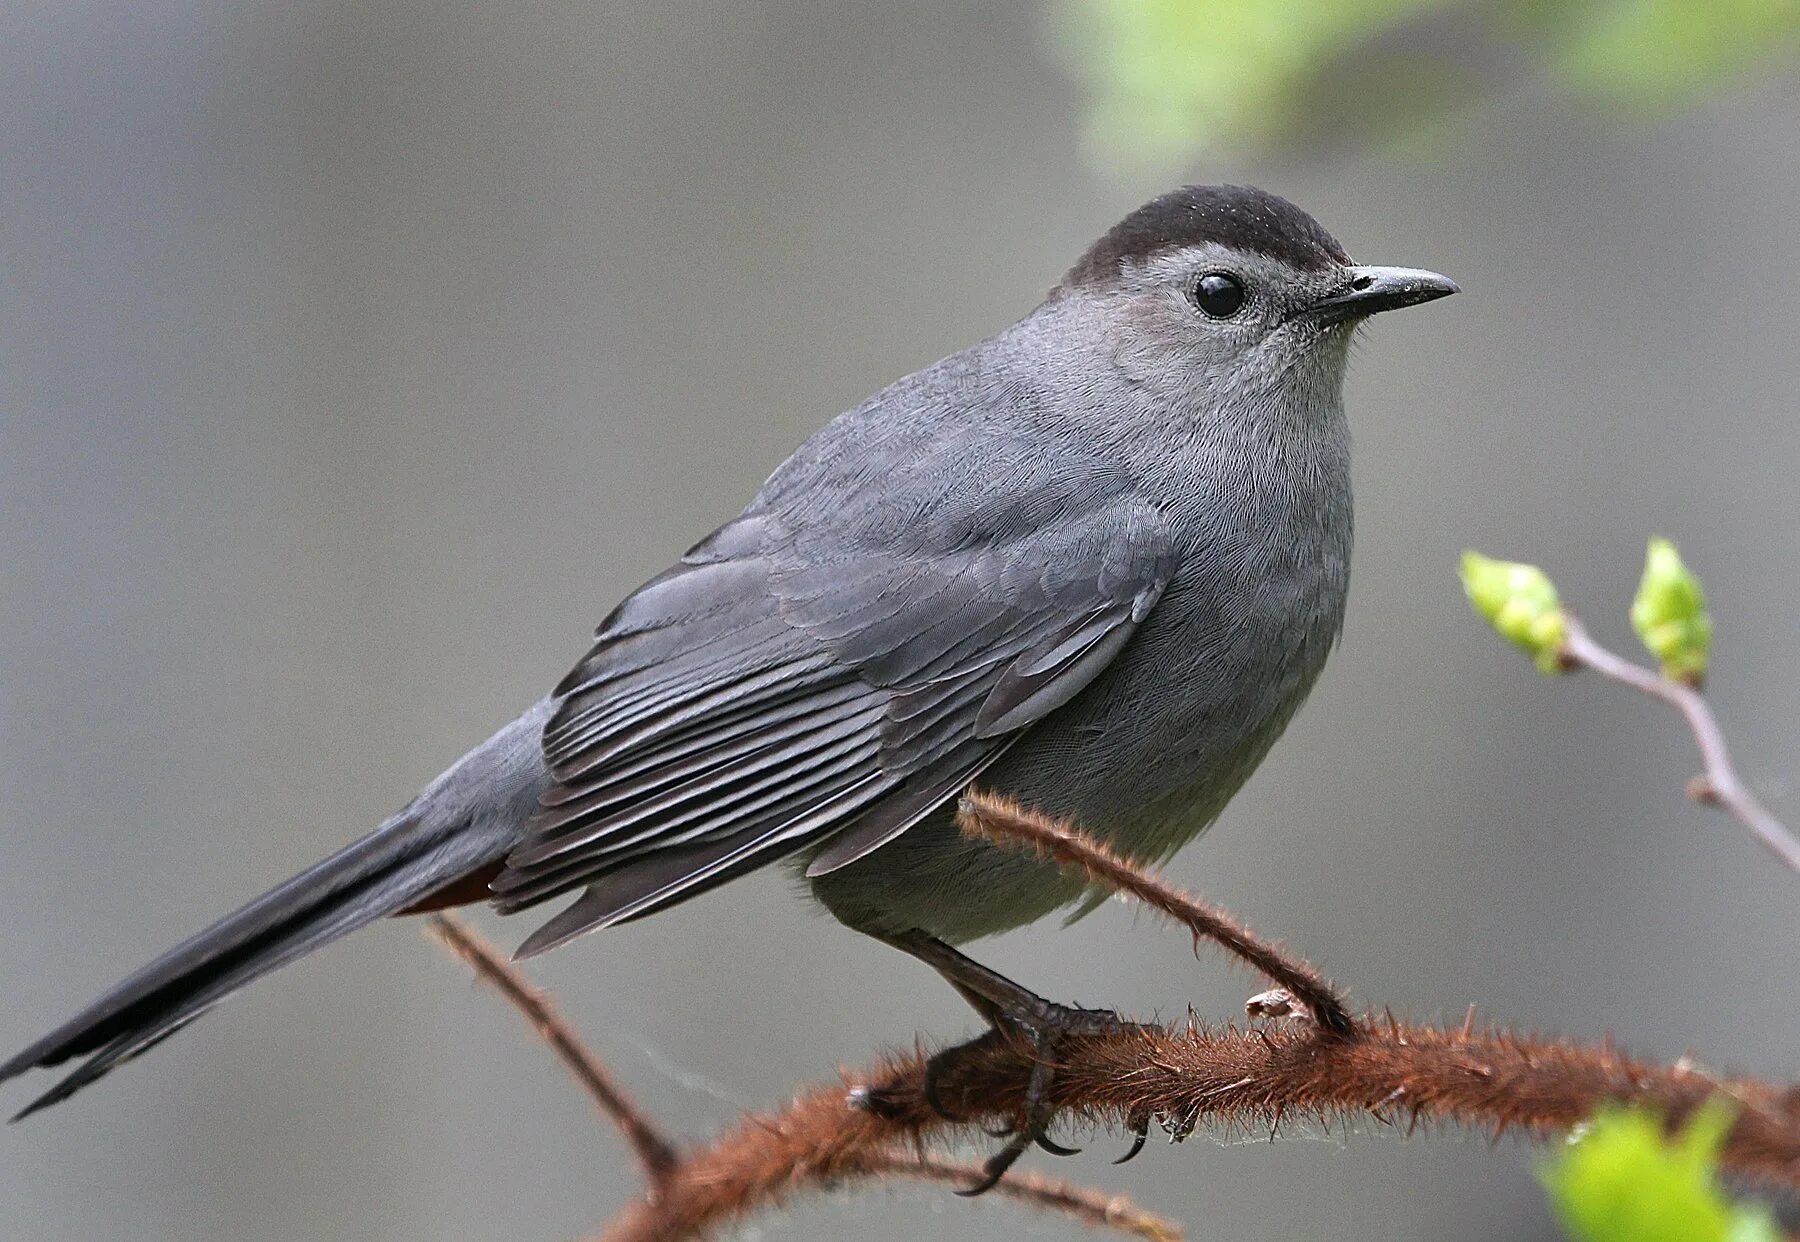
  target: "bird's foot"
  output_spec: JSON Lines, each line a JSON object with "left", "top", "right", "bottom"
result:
{"left": 852, "top": 929, "right": 1155, "bottom": 1190}
{"left": 927, "top": 999, "right": 1154, "bottom": 1194}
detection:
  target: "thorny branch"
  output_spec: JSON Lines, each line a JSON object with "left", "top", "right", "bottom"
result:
{"left": 428, "top": 909, "right": 1174, "bottom": 1240}
{"left": 429, "top": 799, "right": 1800, "bottom": 1242}
{"left": 957, "top": 790, "right": 1354, "bottom": 1035}
{"left": 861, "top": 1153, "right": 1182, "bottom": 1241}
{"left": 1560, "top": 615, "right": 1800, "bottom": 877}
{"left": 593, "top": 1022, "right": 1800, "bottom": 1242}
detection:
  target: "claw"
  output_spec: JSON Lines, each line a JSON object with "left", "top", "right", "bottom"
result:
{"left": 1114, "top": 1114, "right": 1150, "bottom": 1164}
{"left": 956, "top": 1132, "right": 1032, "bottom": 1197}
{"left": 880, "top": 931, "right": 1151, "bottom": 1191}
{"left": 961, "top": 1043, "right": 1064, "bottom": 1186}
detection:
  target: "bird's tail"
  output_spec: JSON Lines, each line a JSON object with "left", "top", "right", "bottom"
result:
{"left": 0, "top": 698, "right": 553, "bottom": 1120}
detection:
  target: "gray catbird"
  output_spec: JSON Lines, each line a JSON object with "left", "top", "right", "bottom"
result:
{"left": 3, "top": 186, "right": 1455, "bottom": 1177}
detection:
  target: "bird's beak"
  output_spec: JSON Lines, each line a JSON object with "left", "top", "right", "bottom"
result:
{"left": 1300, "top": 265, "right": 1459, "bottom": 325}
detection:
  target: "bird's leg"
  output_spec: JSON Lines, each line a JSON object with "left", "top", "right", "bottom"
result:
{"left": 858, "top": 929, "right": 1154, "bottom": 1193}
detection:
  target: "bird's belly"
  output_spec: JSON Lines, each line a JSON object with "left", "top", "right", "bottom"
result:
{"left": 803, "top": 755, "right": 1232, "bottom": 945}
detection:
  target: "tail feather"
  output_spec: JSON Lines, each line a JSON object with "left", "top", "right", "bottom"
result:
{"left": 2, "top": 698, "right": 552, "bottom": 1117}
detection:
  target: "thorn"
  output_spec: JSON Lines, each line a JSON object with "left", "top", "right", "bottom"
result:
{"left": 1460, "top": 1004, "right": 1478, "bottom": 1042}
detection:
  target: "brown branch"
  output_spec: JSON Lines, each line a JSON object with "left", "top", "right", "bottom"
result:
{"left": 1561, "top": 617, "right": 1800, "bottom": 877}
{"left": 593, "top": 1054, "right": 1191, "bottom": 1242}
{"left": 858, "top": 1153, "right": 1181, "bottom": 1241}
{"left": 429, "top": 812, "right": 1800, "bottom": 1242}
{"left": 957, "top": 789, "right": 1355, "bottom": 1035}
{"left": 428, "top": 913, "right": 1160, "bottom": 1239}
{"left": 596, "top": 1019, "right": 1800, "bottom": 1242}
{"left": 425, "top": 912, "right": 682, "bottom": 1187}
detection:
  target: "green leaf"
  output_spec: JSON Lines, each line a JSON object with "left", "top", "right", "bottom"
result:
{"left": 1543, "top": 1102, "right": 1781, "bottom": 1242}
{"left": 1553, "top": 0, "right": 1800, "bottom": 111}
{"left": 1053, "top": 0, "right": 1453, "bottom": 162}
{"left": 1055, "top": 0, "right": 1800, "bottom": 162}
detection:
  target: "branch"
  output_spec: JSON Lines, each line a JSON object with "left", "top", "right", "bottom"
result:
{"left": 596, "top": 1017, "right": 1800, "bottom": 1242}
{"left": 428, "top": 814, "right": 1800, "bottom": 1242}
{"left": 594, "top": 1080, "right": 1184, "bottom": 1242}
{"left": 958, "top": 789, "right": 1354, "bottom": 1035}
{"left": 1561, "top": 616, "right": 1800, "bottom": 877}
{"left": 849, "top": 1153, "right": 1180, "bottom": 1241}
{"left": 425, "top": 912, "right": 681, "bottom": 1187}
{"left": 428, "top": 913, "right": 1161, "bottom": 1239}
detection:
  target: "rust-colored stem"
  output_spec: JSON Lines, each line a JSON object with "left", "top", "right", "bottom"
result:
{"left": 958, "top": 789, "right": 1355, "bottom": 1035}
{"left": 861, "top": 1153, "right": 1182, "bottom": 1241}
{"left": 429, "top": 802, "right": 1800, "bottom": 1242}
{"left": 597, "top": 1018, "right": 1800, "bottom": 1242}
{"left": 426, "top": 912, "right": 682, "bottom": 1187}
{"left": 429, "top": 913, "right": 1165, "bottom": 1238}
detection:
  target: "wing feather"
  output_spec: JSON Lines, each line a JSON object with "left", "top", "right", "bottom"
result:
{"left": 497, "top": 486, "right": 1177, "bottom": 954}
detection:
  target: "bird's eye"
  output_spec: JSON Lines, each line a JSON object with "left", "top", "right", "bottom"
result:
{"left": 1193, "top": 272, "right": 1246, "bottom": 318}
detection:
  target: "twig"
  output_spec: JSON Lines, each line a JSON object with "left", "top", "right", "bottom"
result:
{"left": 425, "top": 912, "right": 682, "bottom": 1187}
{"left": 590, "top": 807, "right": 1800, "bottom": 1241}
{"left": 596, "top": 1019, "right": 1800, "bottom": 1242}
{"left": 958, "top": 789, "right": 1355, "bottom": 1035}
{"left": 862, "top": 1152, "right": 1182, "bottom": 1241}
{"left": 1561, "top": 617, "right": 1800, "bottom": 877}
{"left": 428, "top": 812, "right": 1800, "bottom": 1242}
{"left": 593, "top": 1053, "right": 1193, "bottom": 1242}
{"left": 428, "top": 913, "right": 1158, "bottom": 1238}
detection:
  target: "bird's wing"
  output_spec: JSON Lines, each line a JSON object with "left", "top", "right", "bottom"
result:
{"left": 493, "top": 486, "right": 1177, "bottom": 957}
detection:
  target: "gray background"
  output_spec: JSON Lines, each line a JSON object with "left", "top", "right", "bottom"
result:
{"left": 3, "top": 4, "right": 1797, "bottom": 1240}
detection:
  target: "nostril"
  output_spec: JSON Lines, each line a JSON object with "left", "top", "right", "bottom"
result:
{"left": 1349, "top": 273, "right": 1374, "bottom": 291}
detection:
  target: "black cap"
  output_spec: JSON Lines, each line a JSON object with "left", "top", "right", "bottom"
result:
{"left": 1065, "top": 185, "right": 1350, "bottom": 288}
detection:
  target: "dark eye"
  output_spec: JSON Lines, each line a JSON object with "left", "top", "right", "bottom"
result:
{"left": 1193, "top": 272, "right": 1246, "bottom": 318}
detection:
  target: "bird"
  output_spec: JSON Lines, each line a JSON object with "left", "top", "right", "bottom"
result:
{"left": 3, "top": 185, "right": 1455, "bottom": 1184}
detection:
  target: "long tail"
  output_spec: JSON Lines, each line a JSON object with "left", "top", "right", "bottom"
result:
{"left": 0, "top": 698, "right": 553, "bottom": 1120}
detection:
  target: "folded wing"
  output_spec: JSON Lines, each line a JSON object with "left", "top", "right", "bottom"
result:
{"left": 495, "top": 493, "right": 1176, "bottom": 957}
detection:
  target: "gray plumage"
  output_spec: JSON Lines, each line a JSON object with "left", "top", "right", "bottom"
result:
{"left": 3, "top": 185, "right": 1455, "bottom": 1117}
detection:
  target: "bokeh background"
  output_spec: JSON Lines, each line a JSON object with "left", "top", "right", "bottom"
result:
{"left": 3, "top": 4, "right": 1798, "bottom": 1239}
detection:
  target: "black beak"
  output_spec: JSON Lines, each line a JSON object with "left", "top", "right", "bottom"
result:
{"left": 1301, "top": 265, "right": 1459, "bottom": 326}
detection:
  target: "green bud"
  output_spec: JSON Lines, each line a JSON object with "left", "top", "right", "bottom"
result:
{"left": 1631, "top": 537, "right": 1711, "bottom": 686}
{"left": 1461, "top": 551, "right": 1569, "bottom": 674}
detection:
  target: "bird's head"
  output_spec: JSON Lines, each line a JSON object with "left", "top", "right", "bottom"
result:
{"left": 1054, "top": 185, "right": 1457, "bottom": 404}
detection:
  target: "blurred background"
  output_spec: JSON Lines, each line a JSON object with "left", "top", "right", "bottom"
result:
{"left": 3, "top": 3, "right": 1798, "bottom": 1239}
